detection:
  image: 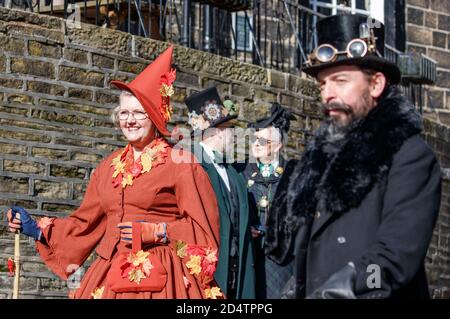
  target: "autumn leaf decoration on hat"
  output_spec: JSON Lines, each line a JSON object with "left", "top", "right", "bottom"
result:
{"left": 159, "top": 68, "right": 176, "bottom": 123}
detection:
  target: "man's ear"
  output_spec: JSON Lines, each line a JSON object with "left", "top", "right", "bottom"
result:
{"left": 273, "top": 143, "right": 282, "bottom": 154}
{"left": 369, "top": 72, "right": 387, "bottom": 99}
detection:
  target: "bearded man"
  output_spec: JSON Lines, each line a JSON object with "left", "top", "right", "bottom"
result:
{"left": 265, "top": 14, "right": 441, "bottom": 299}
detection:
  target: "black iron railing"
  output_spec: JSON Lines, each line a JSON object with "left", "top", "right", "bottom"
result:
{"left": 1, "top": 0, "right": 326, "bottom": 74}
{"left": 386, "top": 44, "right": 437, "bottom": 113}
{"left": 0, "top": 0, "right": 438, "bottom": 111}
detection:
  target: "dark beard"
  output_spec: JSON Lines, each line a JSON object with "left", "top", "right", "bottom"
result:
{"left": 321, "top": 90, "right": 372, "bottom": 145}
{"left": 320, "top": 103, "right": 363, "bottom": 156}
{"left": 321, "top": 117, "right": 362, "bottom": 156}
{"left": 321, "top": 101, "right": 353, "bottom": 118}
{"left": 321, "top": 102, "right": 357, "bottom": 144}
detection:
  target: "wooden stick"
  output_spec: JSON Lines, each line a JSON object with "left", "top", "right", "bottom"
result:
{"left": 12, "top": 232, "right": 20, "bottom": 299}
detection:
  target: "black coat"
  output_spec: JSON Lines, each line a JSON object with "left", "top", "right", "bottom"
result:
{"left": 239, "top": 157, "right": 296, "bottom": 299}
{"left": 241, "top": 158, "right": 287, "bottom": 234}
{"left": 266, "top": 87, "right": 442, "bottom": 299}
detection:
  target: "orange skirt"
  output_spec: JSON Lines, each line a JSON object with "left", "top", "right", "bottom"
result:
{"left": 72, "top": 245, "right": 205, "bottom": 299}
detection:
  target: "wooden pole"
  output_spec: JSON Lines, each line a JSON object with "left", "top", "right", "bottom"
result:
{"left": 12, "top": 232, "right": 20, "bottom": 299}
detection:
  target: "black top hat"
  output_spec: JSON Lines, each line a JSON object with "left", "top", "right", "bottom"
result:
{"left": 302, "top": 14, "right": 401, "bottom": 84}
{"left": 184, "top": 87, "right": 239, "bottom": 132}
{"left": 248, "top": 103, "right": 296, "bottom": 133}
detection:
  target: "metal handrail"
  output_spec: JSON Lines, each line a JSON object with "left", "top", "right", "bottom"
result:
{"left": 0, "top": 0, "right": 437, "bottom": 112}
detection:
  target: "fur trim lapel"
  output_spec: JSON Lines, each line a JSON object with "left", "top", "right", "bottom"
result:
{"left": 287, "top": 87, "right": 422, "bottom": 230}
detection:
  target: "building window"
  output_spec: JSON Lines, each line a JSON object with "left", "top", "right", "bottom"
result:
{"left": 310, "top": 0, "right": 384, "bottom": 23}
{"left": 232, "top": 12, "right": 253, "bottom": 52}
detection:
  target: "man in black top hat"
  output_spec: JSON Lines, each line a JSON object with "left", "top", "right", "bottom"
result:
{"left": 237, "top": 103, "right": 297, "bottom": 299}
{"left": 184, "top": 87, "right": 256, "bottom": 299}
{"left": 266, "top": 14, "right": 441, "bottom": 299}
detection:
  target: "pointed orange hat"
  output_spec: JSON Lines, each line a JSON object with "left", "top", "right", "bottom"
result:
{"left": 111, "top": 45, "right": 176, "bottom": 136}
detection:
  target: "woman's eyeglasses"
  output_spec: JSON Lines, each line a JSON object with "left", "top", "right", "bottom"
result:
{"left": 118, "top": 110, "right": 148, "bottom": 121}
{"left": 251, "top": 136, "right": 274, "bottom": 146}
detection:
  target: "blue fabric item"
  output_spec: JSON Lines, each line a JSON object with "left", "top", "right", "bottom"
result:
{"left": 10, "top": 206, "right": 42, "bottom": 241}
{"left": 156, "top": 223, "right": 168, "bottom": 244}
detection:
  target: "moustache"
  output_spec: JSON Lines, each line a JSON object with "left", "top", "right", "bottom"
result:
{"left": 321, "top": 102, "right": 353, "bottom": 116}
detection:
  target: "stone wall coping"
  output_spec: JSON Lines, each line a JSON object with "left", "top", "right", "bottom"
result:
{"left": 0, "top": 7, "right": 316, "bottom": 91}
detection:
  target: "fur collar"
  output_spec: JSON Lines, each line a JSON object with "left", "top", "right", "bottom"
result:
{"left": 285, "top": 87, "right": 422, "bottom": 232}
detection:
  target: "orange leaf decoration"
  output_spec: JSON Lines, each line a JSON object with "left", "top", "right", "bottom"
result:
{"left": 183, "top": 276, "right": 191, "bottom": 289}
{"left": 159, "top": 68, "right": 176, "bottom": 123}
{"left": 204, "top": 286, "right": 222, "bottom": 299}
{"left": 142, "top": 259, "right": 154, "bottom": 277}
{"left": 37, "top": 217, "right": 55, "bottom": 231}
{"left": 111, "top": 138, "right": 169, "bottom": 189}
{"left": 91, "top": 286, "right": 105, "bottom": 299}
{"left": 161, "top": 68, "right": 176, "bottom": 86}
{"left": 7, "top": 257, "right": 15, "bottom": 277}
{"left": 160, "top": 83, "right": 175, "bottom": 98}
{"left": 177, "top": 241, "right": 220, "bottom": 297}
{"left": 176, "top": 240, "right": 187, "bottom": 258}
{"left": 186, "top": 255, "right": 202, "bottom": 275}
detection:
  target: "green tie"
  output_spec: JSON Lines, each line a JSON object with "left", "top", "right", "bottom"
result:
{"left": 258, "top": 163, "right": 273, "bottom": 177}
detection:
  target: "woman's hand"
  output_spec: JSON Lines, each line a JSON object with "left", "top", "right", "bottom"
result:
{"left": 6, "top": 206, "right": 42, "bottom": 240}
{"left": 250, "top": 226, "right": 261, "bottom": 238}
{"left": 118, "top": 221, "right": 167, "bottom": 244}
{"left": 250, "top": 225, "right": 266, "bottom": 238}
{"left": 7, "top": 208, "right": 21, "bottom": 234}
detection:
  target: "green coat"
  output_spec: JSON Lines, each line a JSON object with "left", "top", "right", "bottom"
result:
{"left": 191, "top": 143, "right": 256, "bottom": 299}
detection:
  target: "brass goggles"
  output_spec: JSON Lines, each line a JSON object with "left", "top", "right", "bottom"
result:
{"left": 307, "top": 38, "right": 376, "bottom": 66}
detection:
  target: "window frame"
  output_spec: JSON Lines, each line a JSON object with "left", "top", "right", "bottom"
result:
{"left": 231, "top": 12, "right": 253, "bottom": 52}
{"left": 310, "top": 0, "right": 384, "bottom": 23}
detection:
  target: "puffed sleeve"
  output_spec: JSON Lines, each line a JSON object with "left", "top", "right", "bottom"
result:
{"left": 166, "top": 162, "right": 220, "bottom": 250}
{"left": 35, "top": 167, "right": 107, "bottom": 280}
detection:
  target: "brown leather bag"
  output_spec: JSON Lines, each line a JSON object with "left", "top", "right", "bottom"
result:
{"left": 107, "top": 222, "right": 168, "bottom": 293}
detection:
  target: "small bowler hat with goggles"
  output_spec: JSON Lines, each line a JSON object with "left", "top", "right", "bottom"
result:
{"left": 303, "top": 14, "right": 401, "bottom": 84}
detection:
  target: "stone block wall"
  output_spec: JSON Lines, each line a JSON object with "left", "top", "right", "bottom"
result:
{"left": 406, "top": 0, "right": 450, "bottom": 125}
{"left": 0, "top": 7, "right": 320, "bottom": 298}
{"left": 0, "top": 6, "right": 448, "bottom": 298}
{"left": 423, "top": 118, "right": 450, "bottom": 298}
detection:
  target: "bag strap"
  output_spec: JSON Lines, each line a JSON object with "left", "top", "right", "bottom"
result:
{"left": 132, "top": 222, "right": 142, "bottom": 253}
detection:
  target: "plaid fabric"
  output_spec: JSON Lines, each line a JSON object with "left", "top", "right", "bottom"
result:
{"left": 265, "top": 256, "right": 294, "bottom": 299}
{"left": 254, "top": 248, "right": 294, "bottom": 299}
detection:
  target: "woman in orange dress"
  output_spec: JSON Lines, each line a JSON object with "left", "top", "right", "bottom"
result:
{"left": 6, "top": 46, "right": 221, "bottom": 299}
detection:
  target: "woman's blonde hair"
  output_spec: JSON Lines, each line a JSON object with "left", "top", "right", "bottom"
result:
{"left": 111, "top": 90, "right": 160, "bottom": 138}
{"left": 110, "top": 91, "right": 134, "bottom": 127}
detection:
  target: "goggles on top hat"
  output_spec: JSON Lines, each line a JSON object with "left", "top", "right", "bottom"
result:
{"left": 306, "top": 24, "right": 379, "bottom": 66}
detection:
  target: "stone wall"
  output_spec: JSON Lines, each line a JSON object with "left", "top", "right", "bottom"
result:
{"left": 404, "top": 4, "right": 450, "bottom": 295}
{"left": 423, "top": 118, "right": 450, "bottom": 298}
{"left": 0, "top": 7, "right": 320, "bottom": 298}
{"left": 406, "top": 0, "right": 450, "bottom": 124}
{"left": 0, "top": 6, "right": 448, "bottom": 298}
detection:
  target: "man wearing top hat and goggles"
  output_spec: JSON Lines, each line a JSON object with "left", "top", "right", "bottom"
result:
{"left": 266, "top": 14, "right": 441, "bottom": 299}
